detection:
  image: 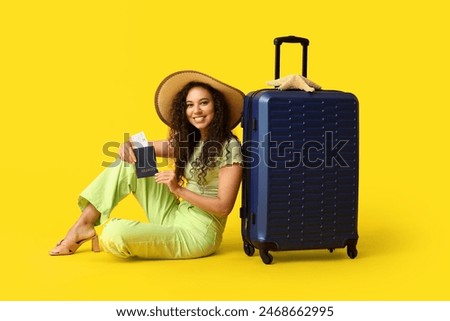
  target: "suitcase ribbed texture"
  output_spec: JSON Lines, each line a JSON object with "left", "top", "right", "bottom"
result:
{"left": 241, "top": 90, "right": 359, "bottom": 264}
{"left": 265, "top": 95, "right": 358, "bottom": 250}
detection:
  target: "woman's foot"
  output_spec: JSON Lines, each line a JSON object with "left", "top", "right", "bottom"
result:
{"left": 50, "top": 204, "right": 101, "bottom": 256}
{"left": 49, "top": 231, "right": 100, "bottom": 256}
{"left": 49, "top": 223, "right": 100, "bottom": 256}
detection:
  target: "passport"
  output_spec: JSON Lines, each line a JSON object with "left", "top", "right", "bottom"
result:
{"left": 134, "top": 145, "right": 158, "bottom": 178}
{"left": 130, "top": 132, "right": 158, "bottom": 178}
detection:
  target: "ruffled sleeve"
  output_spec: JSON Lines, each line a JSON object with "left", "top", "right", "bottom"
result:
{"left": 218, "top": 137, "right": 243, "bottom": 169}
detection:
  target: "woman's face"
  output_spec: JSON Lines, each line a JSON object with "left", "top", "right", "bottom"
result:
{"left": 185, "top": 86, "right": 215, "bottom": 137}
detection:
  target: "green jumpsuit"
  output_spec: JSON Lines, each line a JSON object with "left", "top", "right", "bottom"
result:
{"left": 77, "top": 138, "right": 242, "bottom": 259}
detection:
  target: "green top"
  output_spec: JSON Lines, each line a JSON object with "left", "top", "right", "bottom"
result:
{"left": 184, "top": 137, "right": 243, "bottom": 197}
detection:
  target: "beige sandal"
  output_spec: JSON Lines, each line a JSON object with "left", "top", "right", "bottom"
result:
{"left": 49, "top": 234, "right": 100, "bottom": 256}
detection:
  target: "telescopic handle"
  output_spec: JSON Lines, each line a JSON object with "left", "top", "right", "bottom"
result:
{"left": 274, "top": 36, "right": 309, "bottom": 79}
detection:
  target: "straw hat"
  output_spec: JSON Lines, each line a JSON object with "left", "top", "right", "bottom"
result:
{"left": 154, "top": 70, "right": 245, "bottom": 129}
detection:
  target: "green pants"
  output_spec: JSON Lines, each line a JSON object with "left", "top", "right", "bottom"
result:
{"left": 78, "top": 160, "right": 226, "bottom": 259}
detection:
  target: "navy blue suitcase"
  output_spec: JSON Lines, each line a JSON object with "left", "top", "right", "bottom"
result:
{"left": 240, "top": 36, "right": 359, "bottom": 264}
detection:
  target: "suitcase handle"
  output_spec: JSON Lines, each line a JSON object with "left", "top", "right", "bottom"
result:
{"left": 274, "top": 35, "right": 309, "bottom": 79}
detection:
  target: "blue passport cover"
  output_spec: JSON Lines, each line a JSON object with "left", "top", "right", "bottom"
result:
{"left": 134, "top": 145, "right": 158, "bottom": 178}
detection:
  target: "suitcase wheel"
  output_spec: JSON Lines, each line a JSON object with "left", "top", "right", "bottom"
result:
{"left": 243, "top": 242, "right": 255, "bottom": 257}
{"left": 347, "top": 245, "right": 358, "bottom": 259}
{"left": 260, "top": 250, "right": 273, "bottom": 265}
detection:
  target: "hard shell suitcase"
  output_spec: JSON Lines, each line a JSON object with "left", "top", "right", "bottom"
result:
{"left": 241, "top": 36, "right": 359, "bottom": 264}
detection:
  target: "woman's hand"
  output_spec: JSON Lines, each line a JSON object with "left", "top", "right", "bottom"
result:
{"left": 155, "top": 171, "right": 180, "bottom": 195}
{"left": 118, "top": 141, "right": 136, "bottom": 164}
{"left": 159, "top": 164, "right": 242, "bottom": 218}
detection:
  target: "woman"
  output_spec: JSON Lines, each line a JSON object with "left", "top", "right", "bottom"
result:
{"left": 49, "top": 70, "right": 244, "bottom": 259}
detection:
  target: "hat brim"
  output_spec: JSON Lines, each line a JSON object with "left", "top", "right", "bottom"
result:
{"left": 154, "top": 70, "right": 245, "bottom": 129}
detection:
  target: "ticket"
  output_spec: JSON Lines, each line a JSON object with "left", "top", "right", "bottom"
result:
{"left": 130, "top": 131, "right": 149, "bottom": 149}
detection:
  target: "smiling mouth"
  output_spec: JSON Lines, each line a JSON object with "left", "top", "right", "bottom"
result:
{"left": 193, "top": 116, "right": 206, "bottom": 121}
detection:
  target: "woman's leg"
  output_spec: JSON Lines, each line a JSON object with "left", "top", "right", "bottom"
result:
{"left": 50, "top": 158, "right": 184, "bottom": 256}
{"left": 99, "top": 218, "right": 187, "bottom": 259}
{"left": 99, "top": 165, "right": 189, "bottom": 259}
{"left": 99, "top": 215, "right": 217, "bottom": 259}
{"left": 100, "top": 203, "right": 223, "bottom": 260}
{"left": 50, "top": 160, "right": 146, "bottom": 255}
{"left": 49, "top": 203, "right": 100, "bottom": 255}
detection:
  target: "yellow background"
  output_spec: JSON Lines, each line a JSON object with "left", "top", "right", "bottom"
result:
{"left": 1, "top": 0, "right": 449, "bottom": 300}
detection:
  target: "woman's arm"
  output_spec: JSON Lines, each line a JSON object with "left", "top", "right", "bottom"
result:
{"left": 152, "top": 140, "right": 174, "bottom": 158}
{"left": 155, "top": 164, "right": 243, "bottom": 218}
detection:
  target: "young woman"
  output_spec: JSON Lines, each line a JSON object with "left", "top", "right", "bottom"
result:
{"left": 49, "top": 70, "right": 244, "bottom": 259}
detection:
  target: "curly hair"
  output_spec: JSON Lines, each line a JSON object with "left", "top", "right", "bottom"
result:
{"left": 169, "top": 81, "right": 238, "bottom": 187}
